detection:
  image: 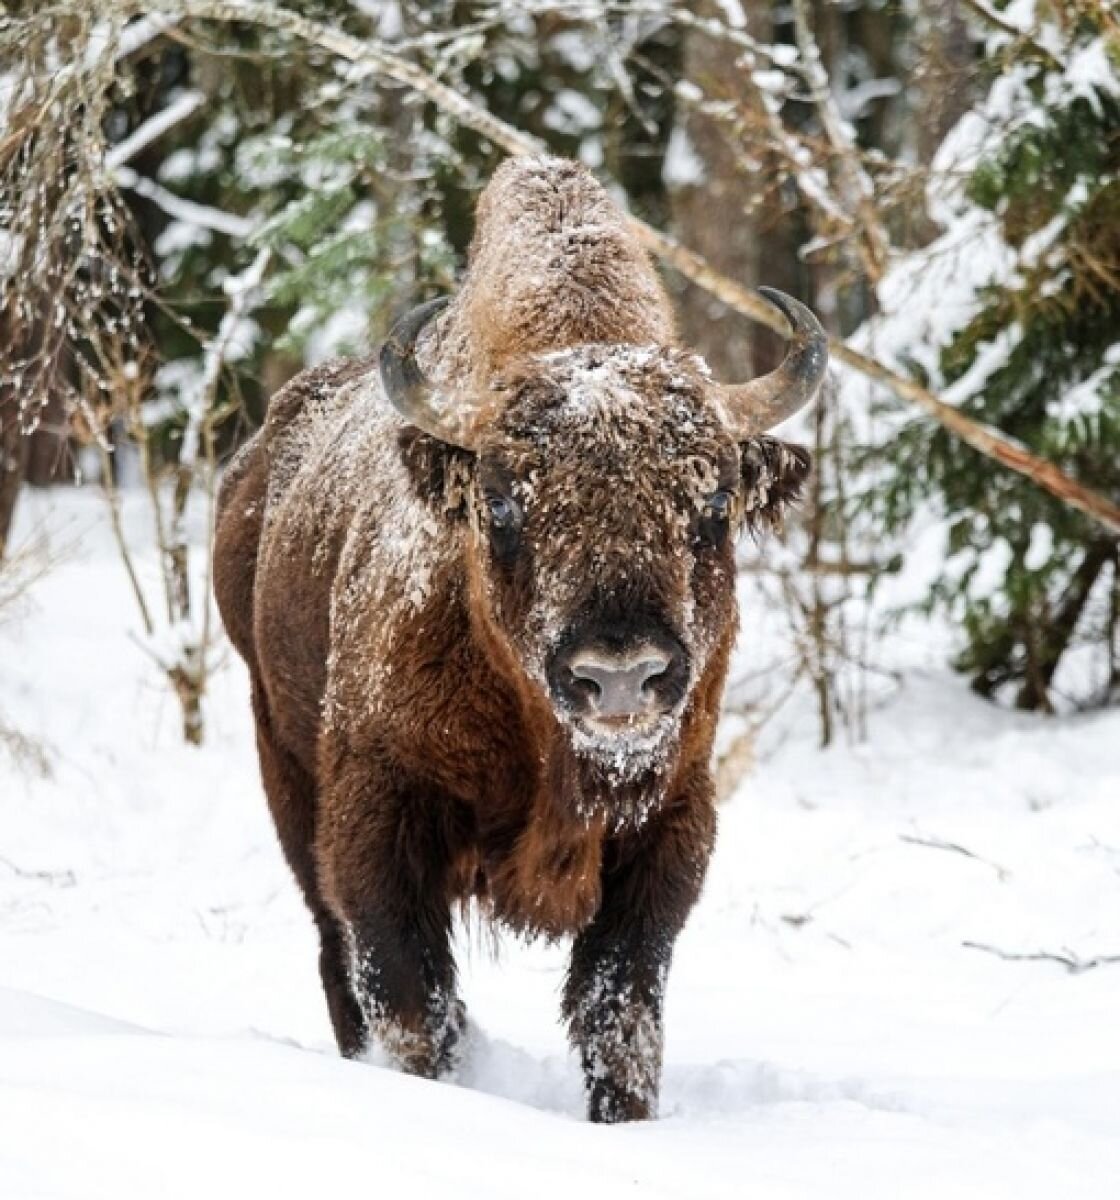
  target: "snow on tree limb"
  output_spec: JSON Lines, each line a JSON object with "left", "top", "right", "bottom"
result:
{"left": 113, "top": 167, "right": 255, "bottom": 239}
{"left": 958, "top": 0, "right": 1066, "bottom": 70}
{"left": 179, "top": 246, "right": 270, "bottom": 473}
{"left": 105, "top": 90, "right": 205, "bottom": 171}
{"left": 133, "top": 0, "right": 1120, "bottom": 538}
{"left": 790, "top": 0, "right": 889, "bottom": 283}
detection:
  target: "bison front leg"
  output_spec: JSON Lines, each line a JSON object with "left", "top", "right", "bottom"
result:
{"left": 318, "top": 753, "right": 465, "bottom": 1079}
{"left": 563, "top": 783, "right": 716, "bottom": 1123}
{"left": 347, "top": 899, "right": 465, "bottom": 1079}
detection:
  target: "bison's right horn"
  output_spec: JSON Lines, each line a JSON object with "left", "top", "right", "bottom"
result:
{"left": 380, "top": 297, "right": 477, "bottom": 450}
{"left": 718, "top": 288, "right": 828, "bottom": 437}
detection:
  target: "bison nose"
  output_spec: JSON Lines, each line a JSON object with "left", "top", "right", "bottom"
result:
{"left": 566, "top": 647, "right": 672, "bottom": 719}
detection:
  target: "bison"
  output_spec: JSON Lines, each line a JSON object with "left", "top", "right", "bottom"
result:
{"left": 214, "top": 155, "right": 826, "bottom": 1122}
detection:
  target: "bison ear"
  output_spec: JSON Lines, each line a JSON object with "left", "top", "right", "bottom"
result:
{"left": 397, "top": 427, "right": 475, "bottom": 517}
{"left": 739, "top": 436, "right": 812, "bottom": 533}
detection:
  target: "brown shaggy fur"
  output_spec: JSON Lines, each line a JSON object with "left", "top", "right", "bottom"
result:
{"left": 420, "top": 157, "right": 675, "bottom": 392}
{"left": 214, "top": 155, "right": 812, "bottom": 1122}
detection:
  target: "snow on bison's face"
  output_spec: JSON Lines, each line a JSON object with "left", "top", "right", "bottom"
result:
{"left": 383, "top": 293, "right": 822, "bottom": 780}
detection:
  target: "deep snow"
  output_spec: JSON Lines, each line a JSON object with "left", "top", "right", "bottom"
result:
{"left": 2, "top": 490, "right": 1119, "bottom": 1198}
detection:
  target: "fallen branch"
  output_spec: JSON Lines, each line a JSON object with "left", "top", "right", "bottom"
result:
{"left": 130, "top": 0, "right": 1120, "bottom": 537}
{"left": 900, "top": 832, "right": 1011, "bottom": 881}
{"left": 0, "top": 853, "right": 74, "bottom": 887}
{"left": 963, "top": 941, "right": 1120, "bottom": 975}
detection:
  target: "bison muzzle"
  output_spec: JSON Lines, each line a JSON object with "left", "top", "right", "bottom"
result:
{"left": 213, "top": 155, "right": 826, "bottom": 1123}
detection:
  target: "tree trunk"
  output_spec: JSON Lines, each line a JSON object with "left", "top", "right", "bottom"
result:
{"left": 170, "top": 660, "right": 205, "bottom": 747}
{"left": 1015, "top": 540, "right": 1117, "bottom": 711}
{"left": 0, "top": 393, "right": 26, "bottom": 561}
{"left": 666, "top": 0, "right": 784, "bottom": 381}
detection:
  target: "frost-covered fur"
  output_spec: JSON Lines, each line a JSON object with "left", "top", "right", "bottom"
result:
{"left": 419, "top": 156, "right": 675, "bottom": 393}
{"left": 213, "top": 155, "right": 811, "bottom": 1123}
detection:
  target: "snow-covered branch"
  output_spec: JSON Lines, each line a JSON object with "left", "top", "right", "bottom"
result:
{"left": 516, "top": 1, "right": 805, "bottom": 71}
{"left": 790, "top": 0, "right": 888, "bottom": 283}
{"left": 105, "top": 88, "right": 251, "bottom": 247}
{"left": 114, "top": 167, "right": 254, "bottom": 239}
{"left": 105, "top": 90, "right": 205, "bottom": 171}
{"left": 108, "top": 12, "right": 181, "bottom": 63}
{"left": 178, "top": 246, "right": 270, "bottom": 473}
{"left": 959, "top": 0, "right": 1065, "bottom": 69}
{"left": 63, "top": 12, "right": 181, "bottom": 83}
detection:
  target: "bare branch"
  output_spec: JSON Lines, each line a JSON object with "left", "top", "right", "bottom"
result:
{"left": 899, "top": 832, "right": 1011, "bottom": 881}
{"left": 0, "top": 854, "right": 74, "bottom": 886}
{"left": 963, "top": 941, "right": 1120, "bottom": 974}
{"left": 98, "top": 440, "right": 156, "bottom": 638}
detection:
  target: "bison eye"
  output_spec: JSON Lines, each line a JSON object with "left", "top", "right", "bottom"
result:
{"left": 484, "top": 492, "right": 524, "bottom": 563}
{"left": 704, "top": 490, "right": 734, "bottom": 522}
{"left": 486, "top": 494, "right": 522, "bottom": 530}
{"left": 696, "top": 489, "right": 735, "bottom": 551}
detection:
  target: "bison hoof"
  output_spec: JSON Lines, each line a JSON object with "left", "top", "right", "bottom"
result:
{"left": 375, "top": 996, "right": 468, "bottom": 1080}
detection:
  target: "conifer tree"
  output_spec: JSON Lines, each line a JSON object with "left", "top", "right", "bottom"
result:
{"left": 860, "top": 2, "right": 1119, "bottom": 710}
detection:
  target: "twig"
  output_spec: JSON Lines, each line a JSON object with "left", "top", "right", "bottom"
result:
{"left": 963, "top": 941, "right": 1120, "bottom": 975}
{"left": 98, "top": 441, "right": 156, "bottom": 637}
{"left": 900, "top": 832, "right": 1011, "bottom": 881}
{"left": 0, "top": 854, "right": 75, "bottom": 887}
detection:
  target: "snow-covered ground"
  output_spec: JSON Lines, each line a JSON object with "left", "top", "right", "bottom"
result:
{"left": 2, "top": 490, "right": 1119, "bottom": 1199}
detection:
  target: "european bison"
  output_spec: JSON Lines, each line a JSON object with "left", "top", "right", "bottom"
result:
{"left": 213, "top": 155, "right": 826, "bottom": 1122}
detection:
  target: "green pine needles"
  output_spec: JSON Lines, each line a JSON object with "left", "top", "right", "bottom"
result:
{"left": 868, "top": 8, "right": 1119, "bottom": 711}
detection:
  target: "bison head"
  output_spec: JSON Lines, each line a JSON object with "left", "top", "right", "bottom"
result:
{"left": 381, "top": 290, "right": 824, "bottom": 804}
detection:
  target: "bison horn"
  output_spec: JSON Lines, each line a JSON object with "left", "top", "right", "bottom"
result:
{"left": 380, "top": 296, "right": 478, "bottom": 450}
{"left": 719, "top": 288, "right": 828, "bottom": 437}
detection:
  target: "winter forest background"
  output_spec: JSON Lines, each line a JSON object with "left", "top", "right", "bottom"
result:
{"left": 2, "top": 0, "right": 1118, "bottom": 747}
{"left": 1, "top": 3, "right": 1119, "bottom": 1197}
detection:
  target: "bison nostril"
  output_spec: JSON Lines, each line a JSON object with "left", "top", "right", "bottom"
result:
{"left": 568, "top": 672, "right": 601, "bottom": 704}
{"left": 638, "top": 657, "right": 669, "bottom": 692}
{"left": 567, "top": 648, "right": 673, "bottom": 718}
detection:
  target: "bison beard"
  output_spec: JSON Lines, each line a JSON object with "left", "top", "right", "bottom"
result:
{"left": 214, "top": 156, "right": 825, "bottom": 1122}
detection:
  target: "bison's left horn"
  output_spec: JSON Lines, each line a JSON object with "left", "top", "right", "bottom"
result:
{"left": 380, "top": 296, "right": 477, "bottom": 450}
{"left": 719, "top": 288, "right": 828, "bottom": 437}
